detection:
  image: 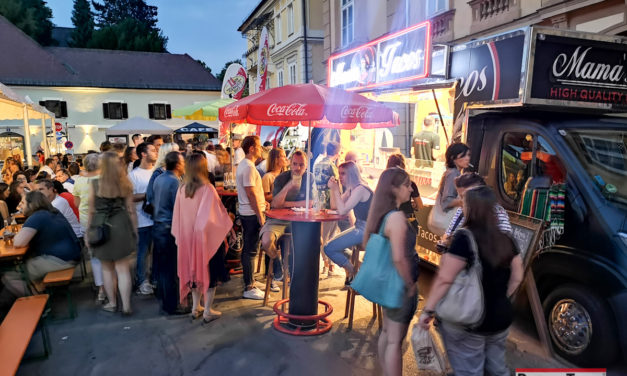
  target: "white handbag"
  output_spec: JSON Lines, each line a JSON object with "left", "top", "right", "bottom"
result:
{"left": 427, "top": 194, "right": 457, "bottom": 236}
{"left": 435, "top": 228, "right": 485, "bottom": 328}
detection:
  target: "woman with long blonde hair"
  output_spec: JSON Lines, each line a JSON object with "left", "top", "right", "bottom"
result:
{"left": 172, "top": 153, "right": 232, "bottom": 323}
{"left": 87, "top": 151, "right": 138, "bottom": 315}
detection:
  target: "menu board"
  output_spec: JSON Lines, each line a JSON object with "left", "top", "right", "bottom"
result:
{"left": 507, "top": 212, "right": 544, "bottom": 266}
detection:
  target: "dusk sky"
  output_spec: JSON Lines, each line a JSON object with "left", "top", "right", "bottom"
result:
{"left": 47, "top": 0, "right": 260, "bottom": 74}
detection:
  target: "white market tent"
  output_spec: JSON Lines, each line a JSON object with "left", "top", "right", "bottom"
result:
{"left": 105, "top": 116, "right": 172, "bottom": 136}
{"left": 0, "top": 82, "right": 54, "bottom": 166}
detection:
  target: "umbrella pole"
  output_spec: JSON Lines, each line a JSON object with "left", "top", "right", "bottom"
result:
{"left": 305, "top": 121, "right": 312, "bottom": 212}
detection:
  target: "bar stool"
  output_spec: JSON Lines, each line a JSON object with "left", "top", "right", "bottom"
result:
{"left": 344, "top": 245, "right": 382, "bottom": 330}
{"left": 263, "top": 233, "right": 292, "bottom": 307}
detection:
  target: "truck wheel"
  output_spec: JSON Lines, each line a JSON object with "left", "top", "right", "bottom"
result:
{"left": 542, "top": 284, "right": 618, "bottom": 366}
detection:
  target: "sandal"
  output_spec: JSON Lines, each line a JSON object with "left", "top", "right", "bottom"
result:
{"left": 102, "top": 303, "right": 117, "bottom": 313}
{"left": 190, "top": 307, "right": 204, "bottom": 320}
{"left": 202, "top": 310, "right": 222, "bottom": 324}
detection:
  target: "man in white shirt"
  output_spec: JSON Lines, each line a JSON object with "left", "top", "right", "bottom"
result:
{"left": 200, "top": 141, "right": 219, "bottom": 175}
{"left": 35, "top": 179, "right": 83, "bottom": 239}
{"left": 39, "top": 158, "right": 57, "bottom": 179}
{"left": 236, "top": 135, "right": 266, "bottom": 300}
{"left": 129, "top": 142, "right": 157, "bottom": 295}
{"left": 232, "top": 134, "right": 245, "bottom": 166}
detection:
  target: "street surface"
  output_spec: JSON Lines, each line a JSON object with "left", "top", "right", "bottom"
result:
{"left": 18, "top": 261, "right": 609, "bottom": 376}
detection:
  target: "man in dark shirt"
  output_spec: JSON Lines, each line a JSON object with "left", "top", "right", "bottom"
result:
{"left": 152, "top": 151, "right": 186, "bottom": 315}
{"left": 412, "top": 117, "right": 440, "bottom": 168}
{"left": 260, "top": 151, "right": 313, "bottom": 267}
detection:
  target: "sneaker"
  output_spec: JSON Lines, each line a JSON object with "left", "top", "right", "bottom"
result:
{"left": 242, "top": 287, "right": 265, "bottom": 300}
{"left": 270, "top": 280, "right": 280, "bottom": 292}
{"left": 137, "top": 281, "right": 154, "bottom": 295}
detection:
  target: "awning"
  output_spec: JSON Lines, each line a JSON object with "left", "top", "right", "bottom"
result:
{"left": 172, "top": 98, "right": 236, "bottom": 120}
{"left": 174, "top": 122, "right": 218, "bottom": 134}
{"left": 105, "top": 117, "right": 172, "bottom": 135}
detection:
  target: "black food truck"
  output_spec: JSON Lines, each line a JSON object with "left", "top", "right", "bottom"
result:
{"left": 418, "top": 27, "right": 627, "bottom": 366}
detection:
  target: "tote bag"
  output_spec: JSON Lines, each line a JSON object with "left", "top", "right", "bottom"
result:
{"left": 435, "top": 228, "right": 484, "bottom": 327}
{"left": 351, "top": 211, "right": 405, "bottom": 309}
{"left": 427, "top": 194, "right": 457, "bottom": 236}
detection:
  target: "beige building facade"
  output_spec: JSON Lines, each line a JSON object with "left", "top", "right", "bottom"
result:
{"left": 239, "top": 0, "right": 325, "bottom": 95}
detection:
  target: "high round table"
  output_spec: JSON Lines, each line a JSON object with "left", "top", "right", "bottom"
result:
{"left": 265, "top": 208, "right": 346, "bottom": 335}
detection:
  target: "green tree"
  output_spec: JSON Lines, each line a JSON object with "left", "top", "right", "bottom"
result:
{"left": 91, "top": 0, "right": 157, "bottom": 28}
{"left": 87, "top": 17, "right": 167, "bottom": 52}
{"left": 0, "top": 0, "right": 54, "bottom": 45}
{"left": 69, "top": 0, "right": 94, "bottom": 47}
{"left": 88, "top": 0, "right": 166, "bottom": 52}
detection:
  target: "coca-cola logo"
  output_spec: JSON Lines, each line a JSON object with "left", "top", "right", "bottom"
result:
{"left": 266, "top": 103, "right": 308, "bottom": 117}
{"left": 552, "top": 46, "right": 626, "bottom": 84}
{"left": 340, "top": 106, "right": 374, "bottom": 119}
{"left": 224, "top": 106, "right": 240, "bottom": 118}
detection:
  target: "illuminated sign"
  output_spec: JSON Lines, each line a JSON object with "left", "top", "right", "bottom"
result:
{"left": 328, "top": 21, "right": 431, "bottom": 91}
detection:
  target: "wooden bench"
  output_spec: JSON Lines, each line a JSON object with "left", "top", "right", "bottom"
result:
{"left": 43, "top": 267, "right": 78, "bottom": 319}
{"left": 0, "top": 294, "right": 50, "bottom": 376}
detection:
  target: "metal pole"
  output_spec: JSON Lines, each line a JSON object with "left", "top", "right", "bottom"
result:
{"left": 305, "top": 121, "right": 312, "bottom": 212}
{"left": 41, "top": 116, "right": 49, "bottom": 158}
{"left": 22, "top": 105, "right": 33, "bottom": 168}
{"left": 432, "top": 89, "right": 449, "bottom": 144}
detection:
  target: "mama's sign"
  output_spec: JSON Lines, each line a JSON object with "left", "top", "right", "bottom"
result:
{"left": 328, "top": 21, "right": 431, "bottom": 91}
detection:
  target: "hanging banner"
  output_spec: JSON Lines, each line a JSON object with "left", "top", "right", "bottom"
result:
{"left": 221, "top": 63, "right": 248, "bottom": 99}
{"left": 256, "top": 26, "right": 270, "bottom": 93}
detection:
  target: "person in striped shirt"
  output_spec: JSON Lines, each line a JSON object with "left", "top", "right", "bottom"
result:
{"left": 441, "top": 173, "right": 512, "bottom": 243}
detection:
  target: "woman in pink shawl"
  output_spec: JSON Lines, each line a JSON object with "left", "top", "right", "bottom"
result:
{"left": 172, "top": 153, "right": 232, "bottom": 323}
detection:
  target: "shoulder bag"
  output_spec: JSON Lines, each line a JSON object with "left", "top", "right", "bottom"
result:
{"left": 87, "top": 181, "right": 112, "bottom": 247}
{"left": 427, "top": 195, "right": 457, "bottom": 237}
{"left": 350, "top": 211, "right": 405, "bottom": 309}
{"left": 435, "top": 228, "right": 485, "bottom": 328}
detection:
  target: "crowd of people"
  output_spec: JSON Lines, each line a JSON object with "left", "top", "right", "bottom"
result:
{"left": 0, "top": 133, "right": 524, "bottom": 376}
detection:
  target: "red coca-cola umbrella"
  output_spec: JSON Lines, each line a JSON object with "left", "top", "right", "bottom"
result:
{"left": 219, "top": 83, "right": 398, "bottom": 209}
{"left": 219, "top": 83, "right": 398, "bottom": 128}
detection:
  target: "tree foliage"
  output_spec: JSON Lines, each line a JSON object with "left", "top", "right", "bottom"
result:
{"left": 69, "top": 0, "right": 94, "bottom": 48}
{"left": 91, "top": 0, "right": 157, "bottom": 28}
{"left": 88, "top": 0, "right": 166, "bottom": 52}
{"left": 0, "top": 0, "right": 54, "bottom": 45}
{"left": 87, "top": 17, "right": 167, "bottom": 52}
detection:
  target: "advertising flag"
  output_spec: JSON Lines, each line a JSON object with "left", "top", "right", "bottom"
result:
{"left": 221, "top": 63, "right": 247, "bottom": 99}
{"left": 256, "top": 26, "right": 270, "bottom": 92}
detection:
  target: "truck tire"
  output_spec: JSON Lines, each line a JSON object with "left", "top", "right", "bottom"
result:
{"left": 542, "top": 284, "right": 618, "bottom": 366}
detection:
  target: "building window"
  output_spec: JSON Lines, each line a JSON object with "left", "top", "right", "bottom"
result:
{"left": 287, "top": 3, "right": 294, "bottom": 35}
{"left": 288, "top": 63, "right": 297, "bottom": 84}
{"left": 103, "top": 102, "right": 128, "bottom": 120}
{"left": 341, "top": 0, "right": 354, "bottom": 47}
{"left": 278, "top": 69, "right": 284, "bottom": 87}
{"left": 39, "top": 100, "right": 68, "bottom": 118}
{"left": 275, "top": 14, "right": 282, "bottom": 43}
{"left": 148, "top": 103, "right": 171, "bottom": 120}
{"left": 426, "top": 0, "right": 447, "bottom": 17}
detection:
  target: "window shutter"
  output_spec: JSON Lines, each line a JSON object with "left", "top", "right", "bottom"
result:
{"left": 166, "top": 104, "right": 171, "bottom": 119}
{"left": 148, "top": 104, "right": 155, "bottom": 119}
{"left": 122, "top": 103, "right": 128, "bottom": 119}
{"left": 60, "top": 101, "right": 68, "bottom": 118}
{"left": 103, "top": 103, "right": 109, "bottom": 119}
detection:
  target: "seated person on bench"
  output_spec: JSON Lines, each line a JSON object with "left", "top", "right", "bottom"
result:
{"left": 1, "top": 191, "right": 81, "bottom": 301}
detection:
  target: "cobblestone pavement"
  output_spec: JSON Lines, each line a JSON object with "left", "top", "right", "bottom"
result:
{"left": 18, "top": 266, "right": 575, "bottom": 376}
